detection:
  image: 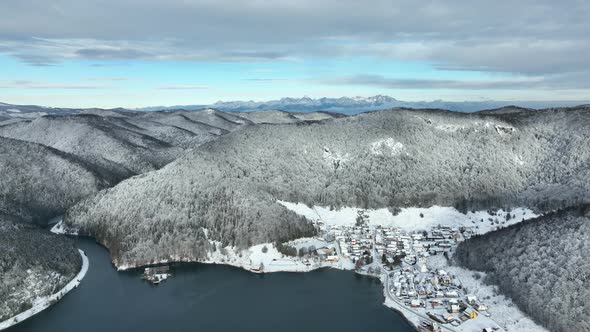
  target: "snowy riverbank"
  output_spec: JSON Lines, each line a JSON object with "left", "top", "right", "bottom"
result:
{"left": 0, "top": 249, "right": 89, "bottom": 331}
{"left": 115, "top": 240, "right": 349, "bottom": 274}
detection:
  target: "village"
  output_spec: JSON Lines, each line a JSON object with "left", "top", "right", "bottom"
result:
{"left": 291, "top": 210, "right": 504, "bottom": 332}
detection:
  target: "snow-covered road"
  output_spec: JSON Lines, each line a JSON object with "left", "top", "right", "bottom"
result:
{"left": 0, "top": 249, "right": 89, "bottom": 331}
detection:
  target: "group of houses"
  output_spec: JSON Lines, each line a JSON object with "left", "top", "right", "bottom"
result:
{"left": 379, "top": 225, "right": 491, "bottom": 328}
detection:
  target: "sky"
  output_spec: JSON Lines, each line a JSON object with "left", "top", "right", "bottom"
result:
{"left": 0, "top": 0, "right": 589, "bottom": 108}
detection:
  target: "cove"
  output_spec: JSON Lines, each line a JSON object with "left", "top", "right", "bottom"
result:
{"left": 8, "top": 237, "right": 415, "bottom": 332}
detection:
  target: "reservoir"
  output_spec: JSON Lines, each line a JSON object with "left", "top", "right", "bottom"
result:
{"left": 8, "top": 237, "right": 415, "bottom": 332}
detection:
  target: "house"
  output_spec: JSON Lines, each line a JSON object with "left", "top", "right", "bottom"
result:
{"left": 411, "top": 299, "right": 421, "bottom": 308}
{"left": 441, "top": 275, "right": 452, "bottom": 285}
{"left": 326, "top": 255, "right": 339, "bottom": 262}
{"left": 466, "top": 294, "right": 477, "bottom": 305}
{"left": 143, "top": 266, "right": 171, "bottom": 284}
{"left": 316, "top": 247, "right": 333, "bottom": 257}
{"left": 475, "top": 303, "right": 488, "bottom": 311}
{"left": 444, "top": 290, "right": 459, "bottom": 298}
{"left": 448, "top": 304, "right": 461, "bottom": 313}
{"left": 431, "top": 300, "right": 443, "bottom": 308}
{"left": 464, "top": 308, "right": 478, "bottom": 319}
{"left": 427, "top": 312, "right": 447, "bottom": 324}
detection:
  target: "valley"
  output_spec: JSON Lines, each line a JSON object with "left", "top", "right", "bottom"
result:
{"left": 1, "top": 104, "right": 589, "bottom": 332}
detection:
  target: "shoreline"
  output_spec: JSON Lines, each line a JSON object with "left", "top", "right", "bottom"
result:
{"left": 0, "top": 249, "right": 89, "bottom": 331}
{"left": 52, "top": 203, "right": 544, "bottom": 332}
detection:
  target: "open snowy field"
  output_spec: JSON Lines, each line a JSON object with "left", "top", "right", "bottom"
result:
{"left": 277, "top": 201, "right": 538, "bottom": 235}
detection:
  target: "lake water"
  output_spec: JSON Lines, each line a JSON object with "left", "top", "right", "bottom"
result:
{"left": 8, "top": 237, "right": 415, "bottom": 332}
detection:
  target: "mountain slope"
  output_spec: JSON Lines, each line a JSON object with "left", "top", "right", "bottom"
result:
{"left": 0, "top": 114, "right": 183, "bottom": 180}
{"left": 0, "top": 136, "right": 112, "bottom": 223}
{"left": 137, "top": 112, "right": 229, "bottom": 136}
{"left": 236, "top": 110, "right": 345, "bottom": 124}
{"left": 165, "top": 109, "right": 253, "bottom": 131}
{"left": 455, "top": 206, "right": 590, "bottom": 332}
{"left": 65, "top": 106, "right": 590, "bottom": 268}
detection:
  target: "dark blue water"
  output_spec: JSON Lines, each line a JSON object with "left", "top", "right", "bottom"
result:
{"left": 8, "top": 237, "right": 415, "bottom": 332}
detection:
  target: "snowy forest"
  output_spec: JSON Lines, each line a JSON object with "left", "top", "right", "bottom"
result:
{"left": 0, "top": 136, "right": 112, "bottom": 223}
{"left": 455, "top": 206, "right": 590, "bottom": 332}
{"left": 2, "top": 104, "right": 590, "bottom": 329}
{"left": 0, "top": 107, "right": 274, "bottom": 320}
{"left": 0, "top": 219, "right": 81, "bottom": 321}
{"left": 65, "top": 106, "right": 590, "bottom": 267}
{"left": 0, "top": 108, "right": 278, "bottom": 223}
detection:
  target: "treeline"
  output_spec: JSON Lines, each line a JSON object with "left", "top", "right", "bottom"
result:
{"left": 455, "top": 206, "right": 590, "bottom": 332}
{"left": 65, "top": 106, "right": 590, "bottom": 268}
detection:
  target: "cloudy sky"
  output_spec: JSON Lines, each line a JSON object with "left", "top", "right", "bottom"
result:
{"left": 0, "top": 0, "right": 589, "bottom": 108}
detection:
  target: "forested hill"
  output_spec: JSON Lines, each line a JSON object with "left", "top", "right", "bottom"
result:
{"left": 65, "top": 106, "right": 590, "bottom": 268}
{"left": 0, "top": 107, "right": 263, "bottom": 223}
{"left": 455, "top": 206, "right": 590, "bottom": 332}
{"left": 236, "top": 110, "right": 345, "bottom": 124}
{"left": 0, "top": 110, "right": 248, "bottom": 180}
{"left": 0, "top": 136, "right": 115, "bottom": 223}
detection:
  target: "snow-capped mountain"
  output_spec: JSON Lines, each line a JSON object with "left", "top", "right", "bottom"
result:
{"left": 139, "top": 95, "right": 589, "bottom": 114}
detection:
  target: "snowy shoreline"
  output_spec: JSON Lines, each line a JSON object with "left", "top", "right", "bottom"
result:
{"left": 53, "top": 203, "right": 546, "bottom": 332}
{"left": 0, "top": 249, "right": 89, "bottom": 331}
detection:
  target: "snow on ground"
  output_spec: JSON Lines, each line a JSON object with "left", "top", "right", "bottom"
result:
{"left": 287, "top": 237, "right": 329, "bottom": 250}
{"left": 0, "top": 250, "right": 89, "bottom": 331}
{"left": 201, "top": 241, "right": 328, "bottom": 273}
{"left": 50, "top": 220, "right": 79, "bottom": 235}
{"left": 370, "top": 138, "right": 404, "bottom": 156}
{"left": 278, "top": 201, "right": 538, "bottom": 235}
{"left": 323, "top": 147, "right": 350, "bottom": 166}
{"left": 117, "top": 237, "right": 346, "bottom": 274}
{"left": 435, "top": 124, "right": 465, "bottom": 132}
{"left": 427, "top": 255, "right": 548, "bottom": 332}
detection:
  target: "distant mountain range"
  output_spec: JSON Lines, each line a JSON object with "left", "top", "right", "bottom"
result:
{"left": 2, "top": 97, "right": 589, "bottom": 116}
{"left": 138, "top": 95, "right": 590, "bottom": 114}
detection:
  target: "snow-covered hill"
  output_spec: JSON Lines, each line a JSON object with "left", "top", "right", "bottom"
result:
{"left": 0, "top": 136, "right": 113, "bottom": 223}
{"left": 65, "top": 105, "right": 590, "bottom": 269}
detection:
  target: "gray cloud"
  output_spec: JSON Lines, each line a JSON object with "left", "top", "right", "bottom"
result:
{"left": 322, "top": 73, "right": 590, "bottom": 90}
{"left": 76, "top": 48, "right": 151, "bottom": 59}
{"left": 0, "top": 0, "right": 589, "bottom": 79}
{"left": 0, "top": 80, "right": 112, "bottom": 89}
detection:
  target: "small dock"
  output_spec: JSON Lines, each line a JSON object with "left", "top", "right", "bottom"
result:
{"left": 142, "top": 266, "right": 171, "bottom": 284}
